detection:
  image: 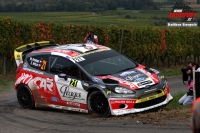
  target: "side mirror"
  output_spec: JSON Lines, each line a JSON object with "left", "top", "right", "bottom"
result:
{"left": 58, "top": 73, "right": 68, "bottom": 80}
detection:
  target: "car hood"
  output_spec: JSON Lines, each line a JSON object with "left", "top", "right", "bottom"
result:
{"left": 95, "top": 66, "right": 160, "bottom": 90}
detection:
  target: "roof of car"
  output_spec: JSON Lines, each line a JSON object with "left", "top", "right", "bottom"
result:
{"left": 32, "top": 43, "right": 111, "bottom": 58}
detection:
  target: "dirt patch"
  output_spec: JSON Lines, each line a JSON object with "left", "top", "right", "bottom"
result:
{"left": 87, "top": 107, "right": 191, "bottom": 127}
{"left": 129, "top": 107, "right": 191, "bottom": 121}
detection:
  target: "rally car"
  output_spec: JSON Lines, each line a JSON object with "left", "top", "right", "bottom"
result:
{"left": 14, "top": 41, "right": 173, "bottom": 117}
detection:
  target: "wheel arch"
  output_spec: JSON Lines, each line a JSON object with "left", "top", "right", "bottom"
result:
{"left": 16, "top": 83, "right": 36, "bottom": 103}
{"left": 86, "top": 87, "right": 111, "bottom": 117}
{"left": 86, "top": 86, "right": 108, "bottom": 103}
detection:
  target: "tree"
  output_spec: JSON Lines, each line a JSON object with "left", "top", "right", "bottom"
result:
{"left": 107, "top": 1, "right": 117, "bottom": 10}
{"left": 4, "top": 3, "right": 16, "bottom": 12}
{"left": 134, "top": 0, "right": 143, "bottom": 10}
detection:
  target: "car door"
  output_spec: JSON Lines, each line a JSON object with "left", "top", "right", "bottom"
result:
{"left": 25, "top": 54, "right": 55, "bottom": 106}
{"left": 49, "top": 55, "right": 88, "bottom": 108}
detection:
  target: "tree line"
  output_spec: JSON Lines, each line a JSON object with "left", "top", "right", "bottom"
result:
{"left": 0, "top": 0, "right": 160, "bottom": 12}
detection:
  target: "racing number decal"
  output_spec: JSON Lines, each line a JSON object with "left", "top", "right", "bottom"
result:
{"left": 70, "top": 79, "right": 78, "bottom": 87}
{"left": 41, "top": 60, "right": 47, "bottom": 70}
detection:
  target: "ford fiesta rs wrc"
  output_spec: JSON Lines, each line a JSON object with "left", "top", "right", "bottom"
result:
{"left": 14, "top": 41, "right": 173, "bottom": 117}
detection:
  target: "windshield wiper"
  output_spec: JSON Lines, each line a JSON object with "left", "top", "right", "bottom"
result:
{"left": 115, "top": 67, "right": 134, "bottom": 74}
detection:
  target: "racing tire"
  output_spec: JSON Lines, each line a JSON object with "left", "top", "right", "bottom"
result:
{"left": 88, "top": 91, "right": 111, "bottom": 118}
{"left": 17, "top": 84, "right": 35, "bottom": 109}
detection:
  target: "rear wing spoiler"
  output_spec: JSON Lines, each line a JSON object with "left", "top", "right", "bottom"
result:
{"left": 14, "top": 41, "right": 59, "bottom": 66}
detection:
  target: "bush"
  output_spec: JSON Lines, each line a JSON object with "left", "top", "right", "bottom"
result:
{"left": 1, "top": 17, "right": 200, "bottom": 74}
{"left": 125, "top": 14, "right": 131, "bottom": 18}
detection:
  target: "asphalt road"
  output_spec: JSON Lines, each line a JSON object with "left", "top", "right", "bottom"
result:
{"left": 167, "top": 76, "right": 187, "bottom": 95}
{"left": 0, "top": 76, "right": 191, "bottom": 133}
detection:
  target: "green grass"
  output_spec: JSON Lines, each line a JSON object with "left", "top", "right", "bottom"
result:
{"left": 0, "top": 9, "right": 199, "bottom": 27}
{"left": 0, "top": 10, "right": 199, "bottom": 27}
{"left": 0, "top": 75, "right": 15, "bottom": 92}
{"left": 159, "top": 67, "right": 182, "bottom": 78}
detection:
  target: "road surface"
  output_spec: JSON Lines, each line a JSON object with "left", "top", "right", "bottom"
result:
{"left": 0, "top": 76, "right": 191, "bottom": 133}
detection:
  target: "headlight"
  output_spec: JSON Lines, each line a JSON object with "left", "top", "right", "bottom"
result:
{"left": 115, "top": 87, "right": 135, "bottom": 94}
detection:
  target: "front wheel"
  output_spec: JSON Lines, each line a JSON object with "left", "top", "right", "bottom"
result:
{"left": 17, "top": 84, "right": 35, "bottom": 109}
{"left": 88, "top": 91, "right": 111, "bottom": 118}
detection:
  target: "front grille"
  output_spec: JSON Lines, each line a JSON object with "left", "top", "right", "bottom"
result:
{"left": 134, "top": 95, "right": 166, "bottom": 108}
{"left": 139, "top": 90, "right": 162, "bottom": 99}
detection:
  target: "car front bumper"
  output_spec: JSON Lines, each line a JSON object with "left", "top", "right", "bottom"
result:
{"left": 108, "top": 93, "right": 173, "bottom": 116}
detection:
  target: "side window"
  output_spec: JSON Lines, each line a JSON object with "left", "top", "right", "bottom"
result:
{"left": 49, "top": 56, "right": 80, "bottom": 78}
{"left": 27, "top": 55, "right": 48, "bottom": 71}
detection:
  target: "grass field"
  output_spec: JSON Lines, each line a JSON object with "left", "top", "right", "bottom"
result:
{"left": 0, "top": 8, "right": 199, "bottom": 27}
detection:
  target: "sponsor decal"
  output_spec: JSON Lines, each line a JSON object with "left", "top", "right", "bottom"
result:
{"left": 49, "top": 105, "right": 62, "bottom": 109}
{"left": 23, "top": 68, "right": 44, "bottom": 74}
{"left": 145, "top": 88, "right": 157, "bottom": 93}
{"left": 73, "top": 57, "right": 85, "bottom": 62}
{"left": 23, "top": 62, "right": 28, "bottom": 68}
{"left": 80, "top": 109, "right": 88, "bottom": 113}
{"left": 15, "top": 73, "right": 33, "bottom": 85}
{"left": 110, "top": 100, "right": 135, "bottom": 104}
{"left": 58, "top": 78, "right": 65, "bottom": 82}
{"left": 69, "top": 79, "right": 78, "bottom": 87}
{"left": 30, "top": 57, "right": 42, "bottom": 67}
{"left": 57, "top": 77, "right": 70, "bottom": 84}
{"left": 119, "top": 71, "right": 136, "bottom": 77}
{"left": 83, "top": 83, "right": 89, "bottom": 87}
{"left": 40, "top": 60, "right": 47, "bottom": 70}
{"left": 33, "top": 77, "right": 53, "bottom": 91}
{"left": 17, "top": 54, "right": 20, "bottom": 59}
{"left": 122, "top": 95, "right": 135, "bottom": 97}
{"left": 134, "top": 77, "right": 146, "bottom": 82}
{"left": 160, "top": 76, "right": 165, "bottom": 79}
{"left": 60, "top": 85, "right": 84, "bottom": 100}
{"left": 84, "top": 46, "right": 93, "bottom": 50}
{"left": 66, "top": 101, "right": 80, "bottom": 107}
{"left": 72, "top": 49, "right": 110, "bottom": 58}
{"left": 92, "top": 77, "right": 102, "bottom": 83}
{"left": 136, "top": 68, "right": 158, "bottom": 82}
{"left": 136, "top": 91, "right": 165, "bottom": 103}
{"left": 125, "top": 74, "right": 144, "bottom": 81}
{"left": 63, "top": 107, "right": 80, "bottom": 111}
{"left": 66, "top": 56, "right": 70, "bottom": 59}
{"left": 99, "top": 85, "right": 106, "bottom": 88}
{"left": 107, "top": 91, "right": 112, "bottom": 95}
{"left": 51, "top": 97, "right": 59, "bottom": 102}
{"left": 110, "top": 76, "right": 137, "bottom": 90}
{"left": 137, "top": 80, "right": 152, "bottom": 87}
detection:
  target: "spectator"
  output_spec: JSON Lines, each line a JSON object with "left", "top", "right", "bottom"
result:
{"left": 83, "top": 30, "right": 98, "bottom": 44}
{"left": 179, "top": 61, "right": 200, "bottom": 105}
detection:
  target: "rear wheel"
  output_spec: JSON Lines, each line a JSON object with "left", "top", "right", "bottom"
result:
{"left": 88, "top": 91, "right": 111, "bottom": 118}
{"left": 17, "top": 85, "right": 35, "bottom": 109}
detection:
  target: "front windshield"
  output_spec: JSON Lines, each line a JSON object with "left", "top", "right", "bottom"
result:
{"left": 77, "top": 50, "right": 137, "bottom": 76}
